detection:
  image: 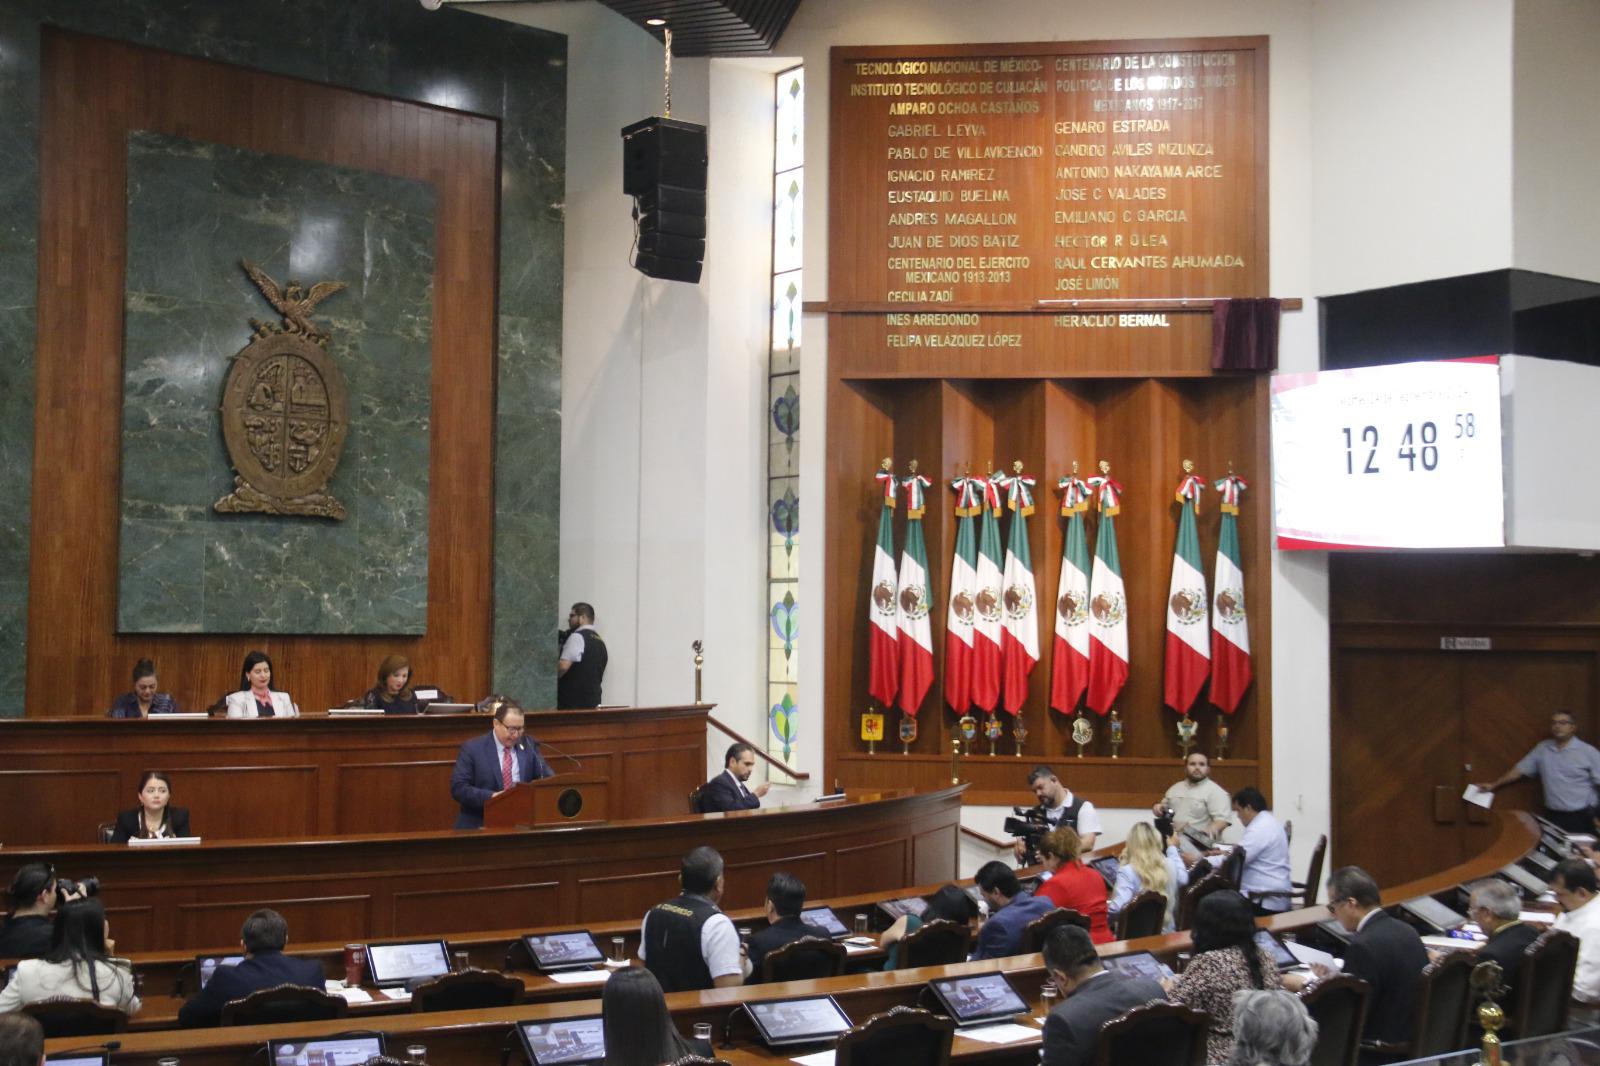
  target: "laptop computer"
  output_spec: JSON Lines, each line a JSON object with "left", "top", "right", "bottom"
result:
{"left": 1397, "top": 895, "right": 1469, "bottom": 934}
{"left": 927, "top": 973, "right": 1030, "bottom": 1027}
{"left": 800, "top": 906, "right": 851, "bottom": 939}
{"left": 1317, "top": 918, "right": 1353, "bottom": 945}
{"left": 45, "top": 1055, "right": 109, "bottom": 1066}
{"left": 1102, "top": 950, "right": 1175, "bottom": 982}
{"left": 747, "top": 996, "right": 854, "bottom": 1049}
{"left": 523, "top": 931, "right": 606, "bottom": 973}
{"left": 517, "top": 1017, "right": 605, "bottom": 1065}
{"left": 1522, "top": 848, "right": 1558, "bottom": 879}
{"left": 269, "top": 1035, "right": 386, "bottom": 1066}
{"left": 1498, "top": 863, "right": 1549, "bottom": 898}
{"left": 364, "top": 939, "right": 452, "bottom": 988}
{"left": 195, "top": 954, "right": 245, "bottom": 988}
{"left": 1089, "top": 855, "right": 1121, "bottom": 890}
{"left": 1252, "top": 929, "right": 1309, "bottom": 973}
{"left": 422, "top": 702, "right": 476, "bottom": 715}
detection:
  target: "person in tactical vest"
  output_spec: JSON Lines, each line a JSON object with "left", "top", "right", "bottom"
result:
{"left": 557, "top": 602, "right": 608, "bottom": 709}
{"left": 1012, "top": 765, "right": 1103, "bottom": 862}
{"left": 639, "top": 846, "right": 748, "bottom": 991}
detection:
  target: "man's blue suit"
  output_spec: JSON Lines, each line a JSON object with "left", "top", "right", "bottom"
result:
{"left": 451, "top": 731, "right": 555, "bottom": 829}
{"left": 697, "top": 769, "right": 760, "bottom": 813}
{"left": 177, "top": 950, "right": 326, "bottom": 1028}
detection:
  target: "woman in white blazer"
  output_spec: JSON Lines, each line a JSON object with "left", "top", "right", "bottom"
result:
{"left": 0, "top": 898, "right": 140, "bottom": 1015}
{"left": 224, "top": 650, "right": 298, "bottom": 718}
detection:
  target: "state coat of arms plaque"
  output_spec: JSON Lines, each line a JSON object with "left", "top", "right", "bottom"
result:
{"left": 214, "top": 259, "right": 350, "bottom": 520}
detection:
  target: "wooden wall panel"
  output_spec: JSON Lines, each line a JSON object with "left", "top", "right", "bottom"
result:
{"left": 835, "top": 839, "right": 907, "bottom": 894}
{"left": 723, "top": 852, "right": 829, "bottom": 907}
{"left": 392, "top": 881, "right": 562, "bottom": 936}
{"left": 576, "top": 868, "right": 681, "bottom": 926}
{"left": 0, "top": 770, "right": 122, "bottom": 844}
{"left": 912, "top": 826, "right": 957, "bottom": 885}
{"left": 176, "top": 894, "right": 373, "bottom": 949}
{"left": 335, "top": 761, "right": 459, "bottom": 835}
{"left": 28, "top": 29, "right": 499, "bottom": 717}
{"left": 173, "top": 766, "right": 320, "bottom": 839}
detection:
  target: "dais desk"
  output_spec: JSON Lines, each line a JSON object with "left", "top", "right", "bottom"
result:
{"left": 0, "top": 705, "right": 708, "bottom": 845}
{"left": 4, "top": 785, "right": 965, "bottom": 953}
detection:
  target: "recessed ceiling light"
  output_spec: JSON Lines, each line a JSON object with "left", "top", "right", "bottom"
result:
{"left": 645, "top": 18, "right": 668, "bottom": 26}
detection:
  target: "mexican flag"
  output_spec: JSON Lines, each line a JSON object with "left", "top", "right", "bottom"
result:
{"left": 896, "top": 474, "right": 934, "bottom": 716}
{"left": 969, "top": 476, "right": 1004, "bottom": 713}
{"left": 1049, "top": 477, "right": 1091, "bottom": 715}
{"left": 943, "top": 477, "right": 982, "bottom": 714}
{"left": 1085, "top": 475, "right": 1128, "bottom": 715}
{"left": 867, "top": 474, "right": 899, "bottom": 708}
{"left": 1163, "top": 476, "right": 1211, "bottom": 713}
{"left": 1210, "top": 475, "right": 1252, "bottom": 713}
{"left": 999, "top": 473, "right": 1039, "bottom": 714}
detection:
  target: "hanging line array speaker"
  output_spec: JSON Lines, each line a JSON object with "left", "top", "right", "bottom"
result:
{"left": 622, "top": 116, "right": 708, "bottom": 284}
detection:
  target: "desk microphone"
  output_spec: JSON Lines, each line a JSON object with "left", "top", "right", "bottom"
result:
{"left": 528, "top": 737, "right": 583, "bottom": 772}
{"left": 56, "top": 1042, "right": 122, "bottom": 1055}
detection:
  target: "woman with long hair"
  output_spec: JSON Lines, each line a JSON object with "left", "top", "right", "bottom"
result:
{"left": 224, "top": 651, "right": 297, "bottom": 718}
{"left": 110, "top": 770, "right": 192, "bottom": 843}
{"left": 1165, "top": 890, "right": 1280, "bottom": 1065}
{"left": 1034, "top": 826, "right": 1113, "bottom": 944}
{"left": 880, "top": 883, "right": 980, "bottom": 970}
{"left": 360, "top": 655, "right": 420, "bottom": 714}
{"left": 0, "top": 898, "right": 140, "bottom": 1014}
{"left": 600, "top": 967, "right": 706, "bottom": 1066}
{"left": 1108, "top": 821, "right": 1189, "bottom": 932}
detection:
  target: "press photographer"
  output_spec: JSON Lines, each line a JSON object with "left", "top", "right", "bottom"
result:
{"left": 1008, "top": 766, "right": 1102, "bottom": 865}
{"left": 0, "top": 863, "right": 99, "bottom": 959}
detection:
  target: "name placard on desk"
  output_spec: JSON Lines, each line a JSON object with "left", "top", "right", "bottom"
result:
{"left": 126, "top": 836, "right": 202, "bottom": 848}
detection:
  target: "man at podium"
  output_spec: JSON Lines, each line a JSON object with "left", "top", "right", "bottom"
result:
{"left": 450, "top": 698, "right": 554, "bottom": 829}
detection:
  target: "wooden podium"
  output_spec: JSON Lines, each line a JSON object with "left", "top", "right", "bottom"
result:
{"left": 483, "top": 773, "right": 604, "bottom": 828}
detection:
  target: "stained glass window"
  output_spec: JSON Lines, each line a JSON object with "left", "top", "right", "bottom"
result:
{"left": 766, "top": 66, "right": 803, "bottom": 774}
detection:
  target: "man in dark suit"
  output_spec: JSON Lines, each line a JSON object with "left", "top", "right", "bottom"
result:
{"left": 177, "top": 909, "right": 326, "bottom": 1027}
{"left": 745, "top": 872, "right": 833, "bottom": 981}
{"left": 1467, "top": 878, "right": 1540, "bottom": 1009}
{"left": 450, "top": 698, "right": 554, "bottom": 829}
{"left": 1313, "top": 866, "right": 1429, "bottom": 1063}
{"left": 697, "top": 743, "right": 769, "bottom": 813}
{"left": 1040, "top": 924, "right": 1164, "bottom": 1066}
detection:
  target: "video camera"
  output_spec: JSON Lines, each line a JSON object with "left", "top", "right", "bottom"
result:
{"left": 1003, "top": 805, "right": 1050, "bottom": 866}
{"left": 57, "top": 876, "right": 100, "bottom": 902}
{"left": 1154, "top": 805, "right": 1176, "bottom": 843}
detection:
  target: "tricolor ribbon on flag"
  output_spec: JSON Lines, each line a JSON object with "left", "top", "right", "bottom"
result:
{"left": 875, "top": 467, "right": 897, "bottom": 507}
{"left": 951, "top": 475, "right": 984, "bottom": 518}
{"left": 1058, "top": 474, "right": 1090, "bottom": 516}
{"left": 1088, "top": 474, "right": 1123, "bottom": 516}
{"left": 1175, "top": 473, "right": 1206, "bottom": 510}
{"left": 901, "top": 472, "right": 932, "bottom": 518}
{"left": 1214, "top": 473, "right": 1249, "bottom": 515}
{"left": 997, "top": 472, "right": 1036, "bottom": 516}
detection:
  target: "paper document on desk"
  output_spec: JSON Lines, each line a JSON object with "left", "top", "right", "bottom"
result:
{"left": 379, "top": 987, "right": 411, "bottom": 1002}
{"left": 1421, "top": 935, "right": 1477, "bottom": 952}
{"left": 960, "top": 1022, "right": 1040, "bottom": 1044}
{"left": 548, "top": 969, "right": 611, "bottom": 984}
{"left": 1462, "top": 785, "right": 1494, "bottom": 809}
{"left": 1520, "top": 910, "right": 1556, "bottom": 924}
{"left": 325, "top": 984, "right": 373, "bottom": 1003}
{"left": 1286, "top": 941, "right": 1343, "bottom": 972}
{"left": 790, "top": 1052, "right": 835, "bottom": 1066}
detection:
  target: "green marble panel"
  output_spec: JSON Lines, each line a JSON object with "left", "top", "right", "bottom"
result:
{"left": 118, "top": 132, "right": 435, "bottom": 635}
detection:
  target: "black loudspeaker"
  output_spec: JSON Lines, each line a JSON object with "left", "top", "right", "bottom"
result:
{"left": 621, "top": 116, "right": 707, "bottom": 284}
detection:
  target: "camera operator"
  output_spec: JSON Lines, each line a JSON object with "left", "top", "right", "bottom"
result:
{"left": 1011, "top": 766, "right": 1101, "bottom": 863}
{"left": 1151, "top": 752, "right": 1232, "bottom": 854}
{"left": 0, "top": 864, "right": 92, "bottom": 959}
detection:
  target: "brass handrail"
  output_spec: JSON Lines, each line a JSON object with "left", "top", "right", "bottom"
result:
{"left": 707, "top": 714, "right": 811, "bottom": 781}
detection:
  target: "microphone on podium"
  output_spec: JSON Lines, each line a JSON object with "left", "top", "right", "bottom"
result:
{"left": 529, "top": 736, "right": 583, "bottom": 772}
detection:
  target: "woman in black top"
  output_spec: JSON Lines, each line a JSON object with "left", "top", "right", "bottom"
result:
{"left": 110, "top": 771, "right": 191, "bottom": 843}
{"left": 361, "top": 655, "right": 419, "bottom": 714}
{"left": 107, "top": 659, "right": 178, "bottom": 718}
{"left": 601, "top": 967, "right": 710, "bottom": 1066}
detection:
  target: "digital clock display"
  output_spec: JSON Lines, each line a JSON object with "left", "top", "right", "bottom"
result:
{"left": 1271, "top": 358, "right": 1504, "bottom": 549}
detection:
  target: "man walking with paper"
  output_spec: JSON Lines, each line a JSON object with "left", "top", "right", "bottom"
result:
{"left": 1475, "top": 710, "right": 1600, "bottom": 834}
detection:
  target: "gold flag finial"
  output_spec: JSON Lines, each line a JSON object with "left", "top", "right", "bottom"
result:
{"left": 908, "top": 459, "right": 919, "bottom": 473}
{"left": 1182, "top": 458, "right": 1194, "bottom": 474}
{"left": 1071, "top": 460, "right": 1079, "bottom": 474}
{"left": 1098, "top": 459, "right": 1110, "bottom": 475}
{"left": 880, "top": 457, "right": 893, "bottom": 471}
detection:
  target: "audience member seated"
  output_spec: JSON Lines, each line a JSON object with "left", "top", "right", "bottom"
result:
{"left": 601, "top": 967, "right": 712, "bottom": 1066}
{"left": 224, "top": 651, "right": 296, "bottom": 718}
{"left": 1163, "top": 889, "right": 1281, "bottom": 1065}
{"left": 1465, "top": 878, "right": 1539, "bottom": 1010}
{"left": 1013, "top": 766, "right": 1102, "bottom": 860}
{"left": 1035, "top": 826, "right": 1112, "bottom": 944}
{"left": 1156, "top": 752, "right": 1233, "bottom": 848}
{"left": 0, "top": 898, "right": 139, "bottom": 1016}
{"left": 1553, "top": 857, "right": 1600, "bottom": 1022}
{"left": 359, "top": 655, "right": 421, "bottom": 714}
{"left": 639, "top": 846, "right": 748, "bottom": 991}
{"left": 177, "top": 909, "right": 324, "bottom": 1028}
{"left": 1228, "top": 989, "right": 1318, "bottom": 1066}
{"left": 971, "top": 860, "right": 1055, "bottom": 961}
{"left": 0, "top": 866, "right": 70, "bottom": 960}
{"left": 0, "top": 1014, "right": 44, "bottom": 1066}
{"left": 1286, "top": 866, "right": 1427, "bottom": 1063}
{"left": 1039, "top": 923, "right": 1164, "bottom": 1066}
{"left": 880, "top": 884, "right": 978, "bottom": 971}
{"left": 1108, "top": 822, "right": 1188, "bottom": 933}
{"left": 745, "top": 872, "right": 830, "bottom": 980}
{"left": 1231, "top": 787, "right": 1293, "bottom": 914}
{"left": 697, "top": 743, "right": 769, "bottom": 813}
{"left": 110, "top": 771, "right": 191, "bottom": 843}
{"left": 107, "top": 659, "right": 178, "bottom": 718}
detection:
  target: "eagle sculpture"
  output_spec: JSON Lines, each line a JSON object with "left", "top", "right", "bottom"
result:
{"left": 241, "top": 259, "right": 347, "bottom": 342}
